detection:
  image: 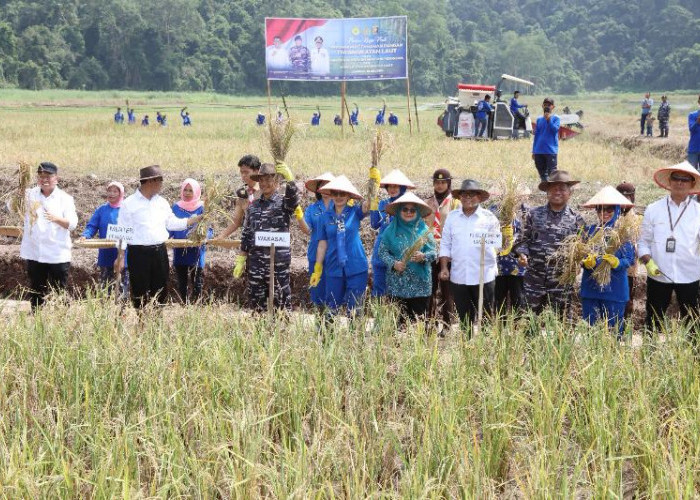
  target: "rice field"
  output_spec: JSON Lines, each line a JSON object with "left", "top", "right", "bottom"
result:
{"left": 1, "top": 89, "right": 700, "bottom": 497}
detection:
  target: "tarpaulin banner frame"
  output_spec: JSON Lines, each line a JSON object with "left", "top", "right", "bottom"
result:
{"left": 265, "top": 16, "right": 408, "bottom": 82}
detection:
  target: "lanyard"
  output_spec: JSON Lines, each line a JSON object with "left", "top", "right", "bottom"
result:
{"left": 667, "top": 197, "right": 690, "bottom": 235}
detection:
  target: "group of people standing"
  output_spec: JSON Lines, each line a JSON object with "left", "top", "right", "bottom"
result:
{"left": 114, "top": 107, "right": 191, "bottom": 127}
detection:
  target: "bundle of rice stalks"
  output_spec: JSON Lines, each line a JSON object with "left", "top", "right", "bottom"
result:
{"left": 366, "top": 129, "right": 387, "bottom": 202}
{"left": 400, "top": 227, "right": 433, "bottom": 266}
{"left": 496, "top": 175, "right": 523, "bottom": 227}
{"left": 191, "top": 178, "right": 231, "bottom": 245}
{"left": 6, "top": 161, "right": 31, "bottom": 223}
{"left": 549, "top": 228, "right": 605, "bottom": 286}
{"left": 591, "top": 213, "right": 641, "bottom": 286}
{"left": 268, "top": 119, "right": 295, "bottom": 164}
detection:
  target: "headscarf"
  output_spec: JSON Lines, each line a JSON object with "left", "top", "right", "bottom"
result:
{"left": 381, "top": 204, "right": 433, "bottom": 280}
{"left": 107, "top": 181, "right": 124, "bottom": 208}
{"left": 176, "top": 178, "right": 203, "bottom": 212}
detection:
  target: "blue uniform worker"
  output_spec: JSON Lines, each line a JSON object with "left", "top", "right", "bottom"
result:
{"left": 475, "top": 96, "right": 493, "bottom": 137}
{"left": 388, "top": 113, "right": 398, "bottom": 126}
{"left": 350, "top": 106, "right": 359, "bottom": 126}
{"left": 305, "top": 198, "right": 331, "bottom": 306}
{"left": 375, "top": 105, "right": 386, "bottom": 125}
{"left": 127, "top": 109, "right": 136, "bottom": 124}
{"left": 257, "top": 113, "right": 266, "bottom": 126}
{"left": 311, "top": 111, "right": 321, "bottom": 126}
{"left": 181, "top": 109, "right": 191, "bottom": 126}
{"left": 114, "top": 108, "right": 124, "bottom": 124}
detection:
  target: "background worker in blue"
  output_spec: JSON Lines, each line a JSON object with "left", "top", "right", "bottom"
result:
{"left": 256, "top": 111, "right": 265, "bottom": 126}
{"left": 141, "top": 115, "right": 149, "bottom": 126}
{"left": 304, "top": 172, "right": 335, "bottom": 308}
{"left": 127, "top": 108, "right": 136, "bottom": 124}
{"left": 531, "top": 97, "right": 560, "bottom": 181}
{"left": 578, "top": 186, "right": 636, "bottom": 338}
{"left": 375, "top": 104, "right": 386, "bottom": 125}
{"left": 688, "top": 94, "right": 700, "bottom": 169}
{"left": 114, "top": 107, "right": 124, "bottom": 124}
{"left": 475, "top": 94, "right": 493, "bottom": 137}
{"left": 310, "top": 173, "right": 377, "bottom": 315}
{"left": 80, "top": 181, "right": 128, "bottom": 298}
{"left": 170, "top": 178, "right": 211, "bottom": 303}
{"left": 333, "top": 114, "right": 342, "bottom": 126}
{"left": 311, "top": 110, "right": 321, "bottom": 126}
{"left": 160, "top": 114, "right": 167, "bottom": 126}
{"left": 350, "top": 104, "right": 359, "bottom": 126}
{"left": 180, "top": 107, "right": 192, "bottom": 126}
{"left": 388, "top": 112, "right": 398, "bottom": 126}
{"left": 156, "top": 111, "right": 163, "bottom": 125}
{"left": 510, "top": 90, "right": 528, "bottom": 138}
{"left": 370, "top": 169, "right": 415, "bottom": 297}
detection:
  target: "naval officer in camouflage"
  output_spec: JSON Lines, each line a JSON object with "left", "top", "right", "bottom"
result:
{"left": 233, "top": 162, "right": 300, "bottom": 311}
{"left": 515, "top": 170, "right": 584, "bottom": 315}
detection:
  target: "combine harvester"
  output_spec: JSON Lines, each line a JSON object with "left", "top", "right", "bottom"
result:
{"left": 438, "top": 73, "right": 583, "bottom": 141}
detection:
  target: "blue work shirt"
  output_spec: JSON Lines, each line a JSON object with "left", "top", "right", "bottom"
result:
{"left": 580, "top": 238, "right": 635, "bottom": 302}
{"left": 688, "top": 110, "right": 700, "bottom": 153}
{"left": 311, "top": 114, "right": 320, "bottom": 126}
{"left": 532, "top": 115, "right": 561, "bottom": 154}
{"left": 114, "top": 112, "right": 124, "bottom": 124}
{"left": 510, "top": 97, "right": 525, "bottom": 116}
{"left": 319, "top": 203, "right": 368, "bottom": 278}
{"left": 256, "top": 114, "right": 265, "bottom": 125}
{"left": 304, "top": 199, "right": 329, "bottom": 265}
{"left": 83, "top": 203, "right": 121, "bottom": 267}
{"left": 127, "top": 110, "right": 135, "bottom": 123}
{"left": 388, "top": 114, "right": 398, "bottom": 125}
{"left": 169, "top": 204, "right": 210, "bottom": 268}
{"left": 476, "top": 100, "right": 493, "bottom": 120}
{"left": 350, "top": 111, "right": 359, "bottom": 126}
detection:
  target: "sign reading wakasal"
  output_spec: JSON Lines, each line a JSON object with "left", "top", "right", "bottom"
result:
{"left": 265, "top": 16, "right": 407, "bottom": 81}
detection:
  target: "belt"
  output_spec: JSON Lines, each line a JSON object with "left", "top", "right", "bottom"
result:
{"left": 129, "top": 243, "right": 166, "bottom": 250}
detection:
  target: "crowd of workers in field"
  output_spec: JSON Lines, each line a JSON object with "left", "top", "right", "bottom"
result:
{"left": 13, "top": 93, "right": 700, "bottom": 337}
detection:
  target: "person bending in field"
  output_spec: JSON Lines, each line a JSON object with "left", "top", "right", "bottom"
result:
{"left": 170, "top": 179, "right": 211, "bottom": 303}
{"left": 388, "top": 112, "right": 398, "bottom": 126}
{"left": 334, "top": 114, "right": 342, "bottom": 126}
{"left": 19, "top": 162, "right": 78, "bottom": 311}
{"left": 141, "top": 115, "right": 149, "bottom": 126}
{"left": 79, "top": 181, "right": 129, "bottom": 299}
{"left": 257, "top": 112, "right": 266, "bottom": 126}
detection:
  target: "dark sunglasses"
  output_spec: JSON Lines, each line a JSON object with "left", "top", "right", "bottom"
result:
{"left": 670, "top": 176, "right": 694, "bottom": 183}
{"left": 401, "top": 206, "right": 417, "bottom": 214}
{"left": 595, "top": 206, "right": 615, "bottom": 213}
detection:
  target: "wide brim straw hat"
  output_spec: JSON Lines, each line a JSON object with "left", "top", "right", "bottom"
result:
{"left": 385, "top": 191, "right": 433, "bottom": 217}
{"left": 380, "top": 169, "right": 416, "bottom": 189}
{"left": 318, "top": 174, "right": 364, "bottom": 200}
{"left": 581, "top": 185, "right": 635, "bottom": 208}
{"left": 305, "top": 172, "right": 335, "bottom": 193}
{"left": 537, "top": 170, "right": 580, "bottom": 192}
{"left": 451, "top": 179, "right": 490, "bottom": 202}
{"left": 653, "top": 160, "right": 700, "bottom": 193}
{"left": 139, "top": 164, "right": 163, "bottom": 181}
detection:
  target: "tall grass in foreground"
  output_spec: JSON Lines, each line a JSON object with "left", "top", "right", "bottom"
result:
{"left": 1, "top": 296, "right": 700, "bottom": 497}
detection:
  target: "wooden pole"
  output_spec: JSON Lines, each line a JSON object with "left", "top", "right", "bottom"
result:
{"left": 340, "top": 81, "right": 346, "bottom": 139}
{"left": 344, "top": 96, "right": 355, "bottom": 133}
{"left": 476, "top": 236, "right": 486, "bottom": 337}
{"left": 405, "top": 77, "right": 413, "bottom": 135}
{"left": 410, "top": 61, "right": 420, "bottom": 132}
{"left": 268, "top": 243, "right": 276, "bottom": 313}
{"left": 115, "top": 240, "right": 124, "bottom": 303}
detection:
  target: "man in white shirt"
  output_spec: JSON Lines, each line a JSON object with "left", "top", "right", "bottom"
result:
{"left": 639, "top": 161, "right": 700, "bottom": 331}
{"left": 266, "top": 36, "right": 289, "bottom": 71}
{"left": 438, "top": 179, "right": 501, "bottom": 335}
{"left": 115, "top": 165, "right": 203, "bottom": 309}
{"left": 310, "top": 36, "right": 330, "bottom": 76}
{"left": 19, "top": 162, "right": 78, "bottom": 310}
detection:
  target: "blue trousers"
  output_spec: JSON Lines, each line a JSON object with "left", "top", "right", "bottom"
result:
{"left": 326, "top": 271, "right": 368, "bottom": 314}
{"left": 688, "top": 152, "right": 700, "bottom": 171}
{"left": 476, "top": 117, "right": 488, "bottom": 137}
{"left": 308, "top": 260, "right": 327, "bottom": 306}
{"left": 582, "top": 298, "right": 626, "bottom": 337}
{"left": 371, "top": 263, "right": 387, "bottom": 297}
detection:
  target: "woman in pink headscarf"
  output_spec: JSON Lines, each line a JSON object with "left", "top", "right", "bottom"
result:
{"left": 81, "top": 181, "right": 129, "bottom": 297}
{"left": 170, "top": 178, "right": 211, "bottom": 303}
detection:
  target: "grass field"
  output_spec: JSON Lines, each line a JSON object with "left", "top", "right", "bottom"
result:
{"left": 1, "top": 89, "right": 700, "bottom": 497}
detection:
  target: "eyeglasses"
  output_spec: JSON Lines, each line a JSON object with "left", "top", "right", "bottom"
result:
{"left": 595, "top": 206, "right": 615, "bottom": 213}
{"left": 670, "top": 176, "right": 693, "bottom": 183}
{"left": 401, "top": 207, "right": 417, "bottom": 214}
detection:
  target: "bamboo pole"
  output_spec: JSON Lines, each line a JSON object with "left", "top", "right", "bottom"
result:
{"left": 475, "top": 236, "right": 486, "bottom": 337}
{"left": 340, "top": 81, "right": 346, "bottom": 139}
{"left": 268, "top": 243, "right": 276, "bottom": 313}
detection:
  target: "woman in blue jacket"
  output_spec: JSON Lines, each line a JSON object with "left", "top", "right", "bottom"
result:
{"left": 81, "top": 181, "right": 128, "bottom": 297}
{"left": 303, "top": 172, "right": 335, "bottom": 308}
{"left": 579, "top": 186, "right": 636, "bottom": 338}
{"left": 370, "top": 169, "right": 415, "bottom": 298}
{"left": 170, "top": 178, "right": 211, "bottom": 303}
{"left": 310, "top": 174, "right": 373, "bottom": 315}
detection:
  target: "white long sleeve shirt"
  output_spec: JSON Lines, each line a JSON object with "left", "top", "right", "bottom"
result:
{"left": 116, "top": 189, "right": 188, "bottom": 246}
{"left": 20, "top": 186, "right": 78, "bottom": 263}
{"left": 638, "top": 195, "right": 700, "bottom": 284}
{"left": 439, "top": 206, "right": 501, "bottom": 286}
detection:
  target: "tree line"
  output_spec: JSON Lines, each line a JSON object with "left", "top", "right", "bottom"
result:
{"left": 0, "top": 0, "right": 698, "bottom": 95}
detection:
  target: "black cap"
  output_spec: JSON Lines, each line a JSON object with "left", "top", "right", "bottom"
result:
{"left": 37, "top": 162, "right": 58, "bottom": 174}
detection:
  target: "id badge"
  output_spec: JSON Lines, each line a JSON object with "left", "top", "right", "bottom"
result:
{"left": 666, "top": 236, "right": 676, "bottom": 253}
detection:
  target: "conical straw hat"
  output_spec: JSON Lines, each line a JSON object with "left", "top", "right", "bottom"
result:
{"left": 318, "top": 175, "right": 364, "bottom": 200}
{"left": 385, "top": 191, "right": 433, "bottom": 217}
{"left": 581, "top": 185, "right": 635, "bottom": 208}
{"left": 305, "top": 172, "right": 335, "bottom": 193}
{"left": 653, "top": 160, "right": 700, "bottom": 193}
{"left": 380, "top": 169, "right": 416, "bottom": 189}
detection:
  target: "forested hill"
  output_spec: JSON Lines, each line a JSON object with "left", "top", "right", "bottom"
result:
{"left": 0, "top": 0, "right": 698, "bottom": 95}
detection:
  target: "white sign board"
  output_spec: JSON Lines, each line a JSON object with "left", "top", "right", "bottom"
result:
{"left": 255, "top": 231, "right": 290, "bottom": 248}
{"left": 467, "top": 231, "right": 502, "bottom": 248}
{"left": 106, "top": 224, "right": 134, "bottom": 242}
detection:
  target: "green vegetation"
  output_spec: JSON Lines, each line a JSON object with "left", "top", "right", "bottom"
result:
{"left": 0, "top": 1, "right": 698, "bottom": 94}
{"left": 1, "top": 295, "right": 700, "bottom": 496}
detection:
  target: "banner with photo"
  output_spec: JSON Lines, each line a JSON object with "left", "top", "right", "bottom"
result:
{"left": 265, "top": 16, "right": 408, "bottom": 81}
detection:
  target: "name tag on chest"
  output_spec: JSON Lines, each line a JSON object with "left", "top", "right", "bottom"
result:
{"left": 255, "top": 231, "right": 290, "bottom": 247}
{"left": 106, "top": 224, "right": 134, "bottom": 242}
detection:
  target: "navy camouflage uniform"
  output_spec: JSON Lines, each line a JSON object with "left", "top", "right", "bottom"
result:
{"left": 516, "top": 204, "right": 584, "bottom": 315}
{"left": 657, "top": 101, "right": 671, "bottom": 138}
{"left": 240, "top": 182, "right": 299, "bottom": 311}
{"left": 288, "top": 45, "right": 310, "bottom": 73}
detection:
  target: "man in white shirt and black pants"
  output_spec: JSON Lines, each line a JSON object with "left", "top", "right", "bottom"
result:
{"left": 115, "top": 165, "right": 203, "bottom": 309}
{"left": 439, "top": 179, "right": 501, "bottom": 336}
{"left": 19, "top": 162, "right": 79, "bottom": 310}
{"left": 639, "top": 161, "right": 700, "bottom": 332}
